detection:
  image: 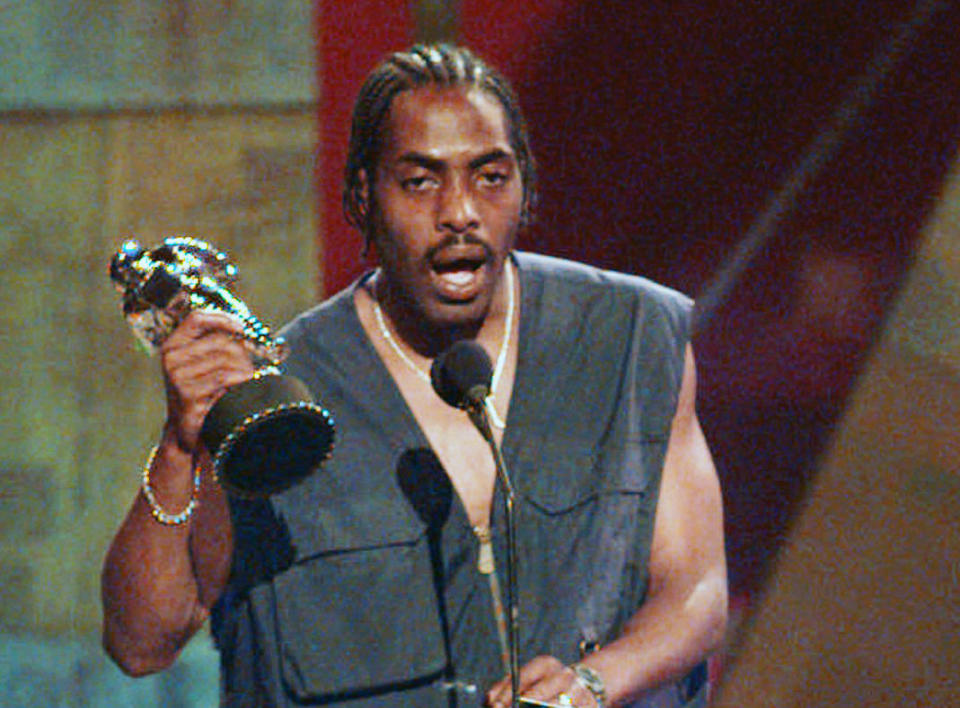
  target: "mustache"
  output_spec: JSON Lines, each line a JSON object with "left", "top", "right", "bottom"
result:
{"left": 425, "top": 233, "right": 495, "bottom": 263}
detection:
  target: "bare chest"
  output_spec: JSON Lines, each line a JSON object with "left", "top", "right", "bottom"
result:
{"left": 353, "top": 278, "right": 518, "bottom": 529}
{"left": 409, "top": 395, "right": 499, "bottom": 528}
{"left": 376, "top": 351, "right": 513, "bottom": 530}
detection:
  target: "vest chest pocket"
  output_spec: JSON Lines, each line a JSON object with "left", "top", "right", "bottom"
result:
{"left": 513, "top": 436, "right": 661, "bottom": 513}
{"left": 508, "top": 436, "right": 668, "bottom": 662}
{"left": 270, "top": 490, "right": 447, "bottom": 701}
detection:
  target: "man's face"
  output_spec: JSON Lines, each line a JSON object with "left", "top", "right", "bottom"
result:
{"left": 366, "top": 85, "right": 524, "bottom": 333}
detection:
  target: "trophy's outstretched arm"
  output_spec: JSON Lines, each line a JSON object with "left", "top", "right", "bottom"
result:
{"left": 109, "top": 238, "right": 283, "bottom": 365}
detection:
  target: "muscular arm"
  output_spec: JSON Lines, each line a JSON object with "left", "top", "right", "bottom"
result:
{"left": 101, "top": 312, "right": 251, "bottom": 676}
{"left": 490, "top": 344, "right": 728, "bottom": 707}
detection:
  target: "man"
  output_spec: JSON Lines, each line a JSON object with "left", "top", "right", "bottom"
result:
{"left": 102, "top": 44, "right": 727, "bottom": 708}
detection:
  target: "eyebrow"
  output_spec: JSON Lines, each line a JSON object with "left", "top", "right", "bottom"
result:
{"left": 393, "top": 148, "right": 515, "bottom": 171}
{"left": 469, "top": 148, "right": 515, "bottom": 170}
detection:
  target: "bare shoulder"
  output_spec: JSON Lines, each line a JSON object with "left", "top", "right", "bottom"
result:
{"left": 649, "top": 343, "right": 727, "bottom": 609}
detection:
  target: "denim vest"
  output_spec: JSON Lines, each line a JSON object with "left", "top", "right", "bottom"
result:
{"left": 213, "top": 253, "right": 704, "bottom": 707}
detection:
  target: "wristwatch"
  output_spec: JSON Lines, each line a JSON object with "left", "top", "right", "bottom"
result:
{"left": 570, "top": 663, "right": 607, "bottom": 708}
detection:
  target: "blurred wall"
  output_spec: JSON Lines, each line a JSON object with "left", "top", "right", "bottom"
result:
{"left": 714, "top": 167, "right": 960, "bottom": 706}
{"left": 0, "top": 1, "right": 319, "bottom": 704}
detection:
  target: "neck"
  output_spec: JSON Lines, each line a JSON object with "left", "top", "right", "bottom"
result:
{"left": 372, "top": 262, "right": 512, "bottom": 359}
{"left": 366, "top": 259, "right": 516, "bottom": 431}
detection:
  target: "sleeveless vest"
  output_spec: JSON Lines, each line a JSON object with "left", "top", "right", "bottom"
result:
{"left": 213, "top": 253, "right": 705, "bottom": 707}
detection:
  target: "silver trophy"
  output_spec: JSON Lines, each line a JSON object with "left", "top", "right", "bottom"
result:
{"left": 110, "top": 237, "right": 335, "bottom": 497}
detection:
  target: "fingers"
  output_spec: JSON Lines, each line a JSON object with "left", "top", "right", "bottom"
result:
{"left": 161, "top": 311, "right": 257, "bottom": 451}
{"left": 487, "top": 657, "right": 596, "bottom": 708}
{"left": 166, "top": 309, "right": 247, "bottom": 346}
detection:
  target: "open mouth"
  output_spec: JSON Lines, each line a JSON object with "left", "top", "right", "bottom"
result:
{"left": 429, "top": 248, "right": 490, "bottom": 300}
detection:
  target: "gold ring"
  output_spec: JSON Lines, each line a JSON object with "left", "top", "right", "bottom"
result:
{"left": 558, "top": 694, "right": 574, "bottom": 707}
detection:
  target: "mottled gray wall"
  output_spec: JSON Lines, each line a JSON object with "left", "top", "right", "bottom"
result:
{"left": 0, "top": 0, "right": 315, "bottom": 109}
{"left": 0, "top": 1, "right": 319, "bottom": 703}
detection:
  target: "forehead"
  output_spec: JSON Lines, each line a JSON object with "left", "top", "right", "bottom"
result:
{"left": 379, "top": 85, "right": 513, "bottom": 162}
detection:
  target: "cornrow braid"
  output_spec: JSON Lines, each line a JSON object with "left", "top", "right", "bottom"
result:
{"left": 343, "top": 44, "right": 537, "bottom": 247}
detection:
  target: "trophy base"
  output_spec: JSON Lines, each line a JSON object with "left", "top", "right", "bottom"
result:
{"left": 200, "top": 374, "right": 335, "bottom": 497}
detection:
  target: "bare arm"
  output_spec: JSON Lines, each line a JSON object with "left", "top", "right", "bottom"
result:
{"left": 101, "top": 311, "right": 252, "bottom": 676}
{"left": 489, "top": 344, "right": 728, "bottom": 707}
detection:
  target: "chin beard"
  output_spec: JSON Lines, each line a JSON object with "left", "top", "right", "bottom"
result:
{"left": 374, "top": 260, "right": 501, "bottom": 356}
{"left": 388, "top": 295, "right": 487, "bottom": 357}
{"left": 413, "top": 308, "right": 486, "bottom": 356}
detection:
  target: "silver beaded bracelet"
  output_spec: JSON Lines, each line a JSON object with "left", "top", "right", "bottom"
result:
{"left": 141, "top": 445, "right": 201, "bottom": 526}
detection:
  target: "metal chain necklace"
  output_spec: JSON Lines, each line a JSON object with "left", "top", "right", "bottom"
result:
{"left": 372, "top": 260, "right": 515, "bottom": 430}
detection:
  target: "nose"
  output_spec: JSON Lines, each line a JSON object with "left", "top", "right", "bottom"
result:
{"left": 436, "top": 177, "right": 480, "bottom": 234}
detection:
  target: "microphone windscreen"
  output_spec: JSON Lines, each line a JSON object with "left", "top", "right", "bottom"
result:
{"left": 430, "top": 340, "right": 493, "bottom": 409}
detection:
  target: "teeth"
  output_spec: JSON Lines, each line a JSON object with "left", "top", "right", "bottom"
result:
{"left": 440, "top": 270, "right": 475, "bottom": 286}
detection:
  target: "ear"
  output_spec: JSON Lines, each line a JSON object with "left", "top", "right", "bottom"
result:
{"left": 357, "top": 169, "right": 370, "bottom": 220}
{"left": 357, "top": 168, "right": 377, "bottom": 259}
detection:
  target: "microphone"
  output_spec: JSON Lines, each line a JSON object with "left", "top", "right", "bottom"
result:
{"left": 430, "top": 340, "right": 522, "bottom": 708}
{"left": 429, "top": 340, "right": 493, "bottom": 412}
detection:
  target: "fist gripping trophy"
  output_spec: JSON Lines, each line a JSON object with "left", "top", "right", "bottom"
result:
{"left": 109, "top": 237, "right": 335, "bottom": 497}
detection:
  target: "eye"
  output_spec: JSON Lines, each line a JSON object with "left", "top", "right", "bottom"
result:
{"left": 478, "top": 168, "right": 510, "bottom": 187}
{"left": 401, "top": 175, "right": 437, "bottom": 192}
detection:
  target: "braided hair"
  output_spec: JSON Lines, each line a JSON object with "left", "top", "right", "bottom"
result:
{"left": 343, "top": 44, "right": 536, "bottom": 245}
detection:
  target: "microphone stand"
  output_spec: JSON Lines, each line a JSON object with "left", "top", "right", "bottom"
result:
{"left": 465, "top": 393, "right": 521, "bottom": 708}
